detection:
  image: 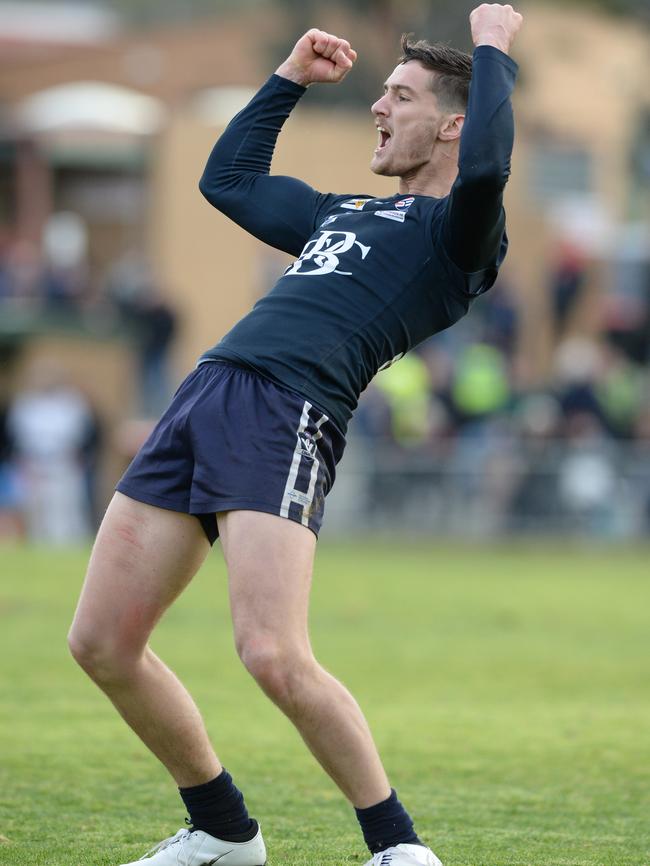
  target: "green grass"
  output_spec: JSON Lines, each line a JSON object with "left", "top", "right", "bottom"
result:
{"left": 0, "top": 541, "right": 649, "bottom": 866}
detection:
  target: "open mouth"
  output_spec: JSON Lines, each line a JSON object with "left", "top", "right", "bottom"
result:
{"left": 375, "top": 126, "right": 391, "bottom": 153}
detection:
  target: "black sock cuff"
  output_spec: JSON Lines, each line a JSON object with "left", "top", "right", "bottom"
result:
{"left": 354, "top": 788, "right": 421, "bottom": 854}
{"left": 179, "top": 768, "right": 255, "bottom": 841}
{"left": 354, "top": 788, "right": 398, "bottom": 820}
{"left": 179, "top": 768, "right": 230, "bottom": 796}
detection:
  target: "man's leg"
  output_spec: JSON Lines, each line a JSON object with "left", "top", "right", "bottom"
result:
{"left": 217, "top": 509, "right": 391, "bottom": 809}
{"left": 69, "top": 493, "right": 267, "bottom": 865}
{"left": 68, "top": 491, "right": 220, "bottom": 787}
{"left": 219, "top": 510, "right": 432, "bottom": 862}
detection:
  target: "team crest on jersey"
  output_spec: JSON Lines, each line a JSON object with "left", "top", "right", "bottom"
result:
{"left": 395, "top": 197, "right": 415, "bottom": 209}
{"left": 285, "top": 229, "right": 371, "bottom": 277}
{"left": 340, "top": 198, "right": 372, "bottom": 211}
{"left": 375, "top": 210, "right": 406, "bottom": 223}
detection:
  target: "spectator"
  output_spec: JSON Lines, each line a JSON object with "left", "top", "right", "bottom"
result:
{"left": 557, "top": 412, "right": 621, "bottom": 536}
{"left": 130, "top": 290, "right": 178, "bottom": 417}
{"left": 551, "top": 240, "right": 587, "bottom": 337}
{"left": 41, "top": 211, "right": 90, "bottom": 311}
{"left": 553, "top": 336, "right": 607, "bottom": 431}
{"left": 477, "top": 276, "right": 519, "bottom": 355}
{"left": 7, "top": 360, "right": 97, "bottom": 544}
{"left": 373, "top": 352, "right": 434, "bottom": 447}
{"left": 595, "top": 345, "right": 646, "bottom": 438}
{"left": 450, "top": 342, "right": 511, "bottom": 427}
{"left": 0, "top": 398, "right": 24, "bottom": 538}
{"left": 106, "top": 250, "right": 178, "bottom": 416}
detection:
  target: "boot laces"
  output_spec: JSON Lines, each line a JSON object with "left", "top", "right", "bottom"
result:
{"left": 140, "top": 829, "right": 191, "bottom": 860}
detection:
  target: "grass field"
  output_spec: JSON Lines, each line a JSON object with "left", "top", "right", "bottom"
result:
{"left": 1, "top": 540, "right": 649, "bottom": 866}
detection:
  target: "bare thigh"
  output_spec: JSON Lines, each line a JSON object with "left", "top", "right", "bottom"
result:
{"left": 70, "top": 492, "right": 210, "bottom": 656}
{"left": 217, "top": 510, "right": 316, "bottom": 661}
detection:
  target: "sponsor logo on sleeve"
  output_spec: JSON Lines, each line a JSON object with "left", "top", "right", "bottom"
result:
{"left": 340, "top": 198, "right": 373, "bottom": 211}
{"left": 395, "top": 196, "right": 415, "bottom": 209}
{"left": 374, "top": 210, "right": 406, "bottom": 223}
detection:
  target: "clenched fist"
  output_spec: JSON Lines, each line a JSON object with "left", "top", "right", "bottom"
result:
{"left": 276, "top": 29, "right": 357, "bottom": 87}
{"left": 470, "top": 4, "right": 523, "bottom": 54}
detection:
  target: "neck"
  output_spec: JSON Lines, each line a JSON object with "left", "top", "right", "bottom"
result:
{"left": 398, "top": 142, "right": 459, "bottom": 198}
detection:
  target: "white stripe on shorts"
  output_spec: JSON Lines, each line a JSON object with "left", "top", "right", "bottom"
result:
{"left": 301, "top": 424, "right": 326, "bottom": 526}
{"left": 280, "top": 401, "right": 328, "bottom": 525}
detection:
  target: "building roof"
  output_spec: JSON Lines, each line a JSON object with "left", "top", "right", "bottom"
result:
{"left": 16, "top": 80, "right": 165, "bottom": 136}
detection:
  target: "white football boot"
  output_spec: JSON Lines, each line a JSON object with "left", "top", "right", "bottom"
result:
{"left": 119, "top": 823, "right": 266, "bottom": 865}
{"left": 364, "top": 843, "right": 443, "bottom": 866}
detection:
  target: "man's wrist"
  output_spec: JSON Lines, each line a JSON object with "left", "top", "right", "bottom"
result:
{"left": 275, "top": 60, "right": 310, "bottom": 88}
{"left": 473, "top": 32, "right": 510, "bottom": 55}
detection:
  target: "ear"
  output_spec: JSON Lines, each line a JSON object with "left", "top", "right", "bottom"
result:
{"left": 438, "top": 113, "right": 465, "bottom": 142}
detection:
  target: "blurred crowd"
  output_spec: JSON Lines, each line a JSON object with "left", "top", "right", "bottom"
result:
{"left": 2, "top": 225, "right": 649, "bottom": 541}
{"left": 0, "top": 0, "right": 648, "bottom": 544}
{"left": 0, "top": 224, "right": 177, "bottom": 414}
{"left": 355, "top": 246, "right": 650, "bottom": 537}
{"left": 0, "top": 224, "right": 178, "bottom": 543}
{"left": 0, "top": 360, "right": 101, "bottom": 543}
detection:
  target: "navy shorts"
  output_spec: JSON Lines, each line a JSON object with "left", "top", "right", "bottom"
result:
{"left": 116, "top": 360, "right": 346, "bottom": 543}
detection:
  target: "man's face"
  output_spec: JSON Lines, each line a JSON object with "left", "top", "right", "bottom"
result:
{"left": 370, "top": 61, "right": 444, "bottom": 178}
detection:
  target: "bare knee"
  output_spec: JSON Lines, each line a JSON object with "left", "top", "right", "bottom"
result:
{"left": 68, "top": 578, "right": 161, "bottom": 685}
{"left": 67, "top": 624, "right": 143, "bottom": 686}
{"left": 236, "top": 634, "right": 315, "bottom": 712}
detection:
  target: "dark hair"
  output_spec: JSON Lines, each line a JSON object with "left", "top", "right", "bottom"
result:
{"left": 399, "top": 35, "right": 472, "bottom": 113}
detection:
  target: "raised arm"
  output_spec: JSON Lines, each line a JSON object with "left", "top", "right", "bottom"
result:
{"left": 442, "top": 4, "right": 522, "bottom": 277}
{"left": 199, "top": 30, "right": 357, "bottom": 257}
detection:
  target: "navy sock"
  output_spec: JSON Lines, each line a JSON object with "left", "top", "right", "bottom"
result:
{"left": 355, "top": 789, "right": 422, "bottom": 854}
{"left": 179, "top": 769, "right": 257, "bottom": 841}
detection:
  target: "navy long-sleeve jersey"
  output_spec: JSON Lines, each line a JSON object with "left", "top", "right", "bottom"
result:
{"left": 199, "top": 45, "right": 518, "bottom": 434}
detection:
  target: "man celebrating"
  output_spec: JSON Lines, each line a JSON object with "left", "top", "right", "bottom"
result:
{"left": 68, "top": 5, "right": 522, "bottom": 865}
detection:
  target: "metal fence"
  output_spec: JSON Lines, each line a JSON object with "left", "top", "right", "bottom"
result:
{"left": 325, "top": 436, "right": 650, "bottom": 539}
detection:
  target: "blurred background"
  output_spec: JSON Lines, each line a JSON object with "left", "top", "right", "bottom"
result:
{"left": 0, "top": 0, "right": 649, "bottom": 544}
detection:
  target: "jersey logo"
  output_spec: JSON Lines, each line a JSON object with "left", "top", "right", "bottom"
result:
{"left": 340, "top": 198, "right": 372, "bottom": 210}
{"left": 375, "top": 210, "right": 405, "bottom": 223}
{"left": 285, "top": 230, "right": 371, "bottom": 277}
{"left": 395, "top": 196, "right": 414, "bottom": 209}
